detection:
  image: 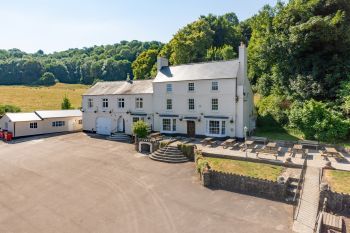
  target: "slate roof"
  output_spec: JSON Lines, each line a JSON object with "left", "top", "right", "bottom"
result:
{"left": 35, "top": 110, "right": 82, "bottom": 119}
{"left": 83, "top": 80, "right": 153, "bottom": 96}
{"left": 154, "top": 59, "right": 240, "bottom": 83}
{"left": 6, "top": 113, "right": 42, "bottom": 122}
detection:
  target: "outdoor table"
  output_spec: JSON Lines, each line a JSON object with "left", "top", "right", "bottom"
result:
{"left": 245, "top": 140, "right": 254, "bottom": 149}
{"left": 221, "top": 138, "right": 236, "bottom": 148}
{"left": 201, "top": 137, "right": 213, "bottom": 146}
{"left": 266, "top": 142, "right": 277, "bottom": 149}
{"left": 292, "top": 144, "right": 304, "bottom": 153}
{"left": 324, "top": 147, "right": 340, "bottom": 157}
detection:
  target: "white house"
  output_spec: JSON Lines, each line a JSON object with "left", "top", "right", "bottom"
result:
{"left": 82, "top": 43, "right": 255, "bottom": 139}
{"left": 0, "top": 110, "right": 82, "bottom": 138}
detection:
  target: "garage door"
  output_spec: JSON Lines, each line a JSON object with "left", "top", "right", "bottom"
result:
{"left": 96, "top": 117, "right": 112, "bottom": 135}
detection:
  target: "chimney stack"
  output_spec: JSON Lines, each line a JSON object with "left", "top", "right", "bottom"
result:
{"left": 157, "top": 57, "right": 169, "bottom": 71}
{"left": 238, "top": 42, "right": 247, "bottom": 85}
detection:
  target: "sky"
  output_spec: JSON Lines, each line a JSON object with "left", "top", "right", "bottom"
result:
{"left": 0, "top": 0, "right": 279, "bottom": 53}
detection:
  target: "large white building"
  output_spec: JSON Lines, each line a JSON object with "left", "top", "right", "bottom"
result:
{"left": 82, "top": 44, "right": 255, "bottom": 139}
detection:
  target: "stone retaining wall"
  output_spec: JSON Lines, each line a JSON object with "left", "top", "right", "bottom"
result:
{"left": 202, "top": 169, "right": 287, "bottom": 201}
{"left": 320, "top": 189, "right": 350, "bottom": 214}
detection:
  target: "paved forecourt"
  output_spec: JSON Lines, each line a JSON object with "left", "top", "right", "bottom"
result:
{"left": 0, "top": 133, "right": 292, "bottom": 233}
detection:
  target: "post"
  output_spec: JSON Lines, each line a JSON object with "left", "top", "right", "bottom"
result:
{"left": 244, "top": 126, "right": 248, "bottom": 157}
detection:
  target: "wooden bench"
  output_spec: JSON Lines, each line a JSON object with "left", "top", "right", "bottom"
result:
{"left": 299, "top": 140, "right": 320, "bottom": 150}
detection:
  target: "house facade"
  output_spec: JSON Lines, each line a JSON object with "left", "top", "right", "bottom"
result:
{"left": 0, "top": 110, "right": 82, "bottom": 138}
{"left": 82, "top": 44, "right": 255, "bottom": 138}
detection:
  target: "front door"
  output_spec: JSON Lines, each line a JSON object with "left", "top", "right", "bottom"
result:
{"left": 117, "top": 117, "right": 125, "bottom": 133}
{"left": 187, "top": 121, "right": 196, "bottom": 137}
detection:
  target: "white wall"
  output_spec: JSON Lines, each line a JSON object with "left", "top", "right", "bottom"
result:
{"left": 82, "top": 94, "right": 153, "bottom": 135}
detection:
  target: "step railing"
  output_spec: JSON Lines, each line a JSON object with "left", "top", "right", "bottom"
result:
{"left": 293, "top": 156, "right": 308, "bottom": 220}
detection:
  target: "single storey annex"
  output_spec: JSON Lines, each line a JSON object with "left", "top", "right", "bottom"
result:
{"left": 0, "top": 110, "right": 83, "bottom": 138}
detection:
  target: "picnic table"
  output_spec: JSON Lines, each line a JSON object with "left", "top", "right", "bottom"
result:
{"left": 324, "top": 147, "right": 340, "bottom": 157}
{"left": 245, "top": 140, "right": 255, "bottom": 149}
{"left": 201, "top": 137, "right": 213, "bottom": 146}
{"left": 266, "top": 142, "right": 277, "bottom": 150}
{"left": 221, "top": 138, "right": 236, "bottom": 149}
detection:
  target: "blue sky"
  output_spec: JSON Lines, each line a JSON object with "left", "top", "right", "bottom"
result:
{"left": 0, "top": 0, "right": 279, "bottom": 53}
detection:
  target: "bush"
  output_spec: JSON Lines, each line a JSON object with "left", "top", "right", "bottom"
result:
{"left": 132, "top": 120, "right": 149, "bottom": 138}
{"left": 61, "top": 96, "right": 72, "bottom": 109}
{"left": 38, "top": 72, "right": 56, "bottom": 86}
{"left": 289, "top": 100, "right": 350, "bottom": 142}
{"left": 257, "top": 94, "right": 290, "bottom": 125}
{"left": 0, "top": 104, "right": 21, "bottom": 116}
{"left": 177, "top": 143, "right": 196, "bottom": 161}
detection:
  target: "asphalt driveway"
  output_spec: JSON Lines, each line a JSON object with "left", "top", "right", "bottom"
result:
{"left": 0, "top": 133, "right": 292, "bottom": 233}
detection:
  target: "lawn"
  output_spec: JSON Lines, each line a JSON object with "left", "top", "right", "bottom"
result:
{"left": 0, "top": 83, "right": 90, "bottom": 112}
{"left": 205, "top": 157, "right": 284, "bottom": 181}
{"left": 324, "top": 169, "right": 350, "bottom": 194}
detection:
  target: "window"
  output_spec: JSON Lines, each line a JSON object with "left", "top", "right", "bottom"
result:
{"left": 88, "top": 98, "right": 93, "bottom": 108}
{"left": 30, "top": 122, "right": 37, "bottom": 129}
{"left": 135, "top": 98, "right": 143, "bottom": 109}
{"left": 52, "top": 121, "right": 65, "bottom": 127}
{"left": 221, "top": 121, "right": 226, "bottom": 135}
{"left": 188, "top": 82, "right": 195, "bottom": 92}
{"left": 211, "top": 98, "right": 218, "bottom": 111}
{"left": 162, "top": 119, "right": 171, "bottom": 131}
{"left": 207, "top": 120, "right": 226, "bottom": 136}
{"left": 166, "top": 84, "right": 172, "bottom": 92}
{"left": 118, "top": 98, "right": 125, "bottom": 109}
{"left": 188, "top": 98, "right": 195, "bottom": 110}
{"left": 133, "top": 117, "right": 145, "bottom": 123}
{"left": 102, "top": 98, "right": 108, "bottom": 108}
{"left": 166, "top": 99, "right": 172, "bottom": 110}
{"left": 212, "top": 81, "right": 218, "bottom": 91}
{"left": 209, "top": 121, "right": 220, "bottom": 135}
{"left": 78, "top": 120, "right": 82, "bottom": 125}
{"left": 172, "top": 119, "right": 176, "bottom": 131}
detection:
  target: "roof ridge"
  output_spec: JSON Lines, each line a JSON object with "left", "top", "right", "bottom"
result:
{"left": 166, "top": 59, "right": 239, "bottom": 68}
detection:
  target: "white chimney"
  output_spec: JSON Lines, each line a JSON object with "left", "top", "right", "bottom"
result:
{"left": 157, "top": 57, "right": 169, "bottom": 71}
{"left": 238, "top": 42, "right": 247, "bottom": 85}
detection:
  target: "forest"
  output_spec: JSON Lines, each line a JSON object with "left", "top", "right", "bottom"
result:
{"left": 0, "top": 0, "right": 349, "bottom": 142}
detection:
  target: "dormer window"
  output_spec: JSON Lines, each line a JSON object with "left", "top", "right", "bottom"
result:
{"left": 188, "top": 82, "right": 195, "bottom": 92}
{"left": 166, "top": 84, "right": 172, "bottom": 93}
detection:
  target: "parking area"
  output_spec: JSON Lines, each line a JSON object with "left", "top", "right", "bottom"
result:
{"left": 0, "top": 133, "right": 292, "bottom": 233}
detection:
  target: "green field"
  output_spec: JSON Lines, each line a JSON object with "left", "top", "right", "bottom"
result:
{"left": 325, "top": 170, "right": 350, "bottom": 194}
{"left": 0, "top": 83, "right": 90, "bottom": 112}
{"left": 205, "top": 157, "right": 284, "bottom": 181}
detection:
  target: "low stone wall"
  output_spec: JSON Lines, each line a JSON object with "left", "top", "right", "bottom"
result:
{"left": 320, "top": 189, "right": 350, "bottom": 214}
{"left": 202, "top": 169, "right": 287, "bottom": 201}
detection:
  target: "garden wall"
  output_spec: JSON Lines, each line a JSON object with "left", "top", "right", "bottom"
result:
{"left": 202, "top": 170, "right": 287, "bottom": 201}
{"left": 320, "top": 189, "right": 350, "bottom": 214}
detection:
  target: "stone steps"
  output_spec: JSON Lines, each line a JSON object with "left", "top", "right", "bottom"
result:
{"left": 107, "top": 133, "right": 131, "bottom": 142}
{"left": 150, "top": 146, "right": 189, "bottom": 163}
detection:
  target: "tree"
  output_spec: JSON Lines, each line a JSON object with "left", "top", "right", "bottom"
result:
{"left": 132, "top": 120, "right": 149, "bottom": 138}
{"left": 38, "top": 72, "right": 56, "bottom": 86}
{"left": 0, "top": 104, "right": 21, "bottom": 117}
{"left": 61, "top": 96, "right": 72, "bottom": 109}
{"left": 132, "top": 49, "right": 159, "bottom": 79}
{"left": 206, "top": 45, "right": 237, "bottom": 61}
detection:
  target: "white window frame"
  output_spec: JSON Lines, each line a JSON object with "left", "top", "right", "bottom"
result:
{"left": 188, "top": 82, "right": 195, "bottom": 92}
{"left": 118, "top": 98, "right": 125, "bottom": 109}
{"left": 88, "top": 98, "right": 93, "bottom": 108}
{"left": 161, "top": 118, "right": 176, "bottom": 133}
{"left": 135, "top": 97, "right": 143, "bottom": 109}
{"left": 102, "top": 98, "right": 109, "bottom": 109}
{"left": 166, "top": 99, "right": 172, "bottom": 110}
{"left": 206, "top": 120, "right": 227, "bottom": 137}
{"left": 78, "top": 120, "right": 83, "bottom": 125}
{"left": 29, "top": 122, "right": 38, "bottom": 129}
{"left": 212, "top": 81, "right": 218, "bottom": 91}
{"left": 52, "top": 121, "right": 65, "bottom": 127}
{"left": 166, "top": 84, "right": 172, "bottom": 93}
{"left": 211, "top": 98, "right": 218, "bottom": 111}
{"left": 188, "top": 98, "right": 195, "bottom": 111}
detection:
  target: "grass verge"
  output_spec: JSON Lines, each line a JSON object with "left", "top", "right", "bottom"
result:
{"left": 324, "top": 169, "right": 350, "bottom": 194}
{"left": 205, "top": 157, "right": 284, "bottom": 181}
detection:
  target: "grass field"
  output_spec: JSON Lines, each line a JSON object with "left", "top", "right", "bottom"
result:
{"left": 205, "top": 157, "right": 284, "bottom": 181}
{"left": 0, "top": 83, "right": 90, "bottom": 112}
{"left": 324, "top": 169, "right": 350, "bottom": 194}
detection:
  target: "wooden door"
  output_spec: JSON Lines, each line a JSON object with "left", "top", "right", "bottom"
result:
{"left": 187, "top": 121, "right": 196, "bottom": 137}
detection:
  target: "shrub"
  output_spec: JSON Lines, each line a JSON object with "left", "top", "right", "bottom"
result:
{"left": 61, "top": 95, "right": 72, "bottom": 109}
{"left": 38, "top": 72, "right": 56, "bottom": 86}
{"left": 159, "top": 141, "right": 170, "bottom": 148}
{"left": 132, "top": 120, "right": 149, "bottom": 138}
{"left": 289, "top": 100, "right": 350, "bottom": 142}
{"left": 257, "top": 94, "right": 289, "bottom": 125}
{"left": 0, "top": 104, "right": 21, "bottom": 116}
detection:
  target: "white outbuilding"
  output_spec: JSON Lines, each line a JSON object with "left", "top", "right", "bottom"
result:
{"left": 0, "top": 110, "right": 82, "bottom": 138}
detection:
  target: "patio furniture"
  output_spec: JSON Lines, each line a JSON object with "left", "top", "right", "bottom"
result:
{"left": 200, "top": 137, "right": 213, "bottom": 146}
{"left": 245, "top": 140, "right": 255, "bottom": 149}
{"left": 231, "top": 142, "right": 241, "bottom": 150}
{"left": 210, "top": 140, "right": 218, "bottom": 147}
{"left": 324, "top": 147, "right": 340, "bottom": 157}
{"left": 298, "top": 140, "right": 320, "bottom": 150}
{"left": 221, "top": 138, "right": 236, "bottom": 149}
{"left": 249, "top": 136, "right": 268, "bottom": 145}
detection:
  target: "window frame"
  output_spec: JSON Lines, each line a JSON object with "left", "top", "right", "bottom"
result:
{"left": 211, "top": 98, "right": 219, "bottom": 111}
{"left": 161, "top": 118, "right": 176, "bottom": 133}
{"left": 29, "top": 122, "right": 38, "bottom": 129}
{"left": 135, "top": 97, "right": 143, "bottom": 109}
{"left": 166, "top": 84, "right": 173, "bottom": 93}
{"left": 102, "top": 98, "right": 109, "bottom": 109}
{"left": 188, "top": 82, "right": 195, "bottom": 92}
{"left": 166, "top": 99, "right": 172, "bottom": 110}
{"left": 206, "top": 120, "right": 226, "bottom": 137}
{"left": 211, "top": 81, "right": 219, "bottom": 91}
{"left": 88, "top": 98, "right": 93, "bottom": 108}
{"left": 118, "top": 98, "right": 125, "bottom": 109}
{"left": 188, "top": 98, "right": 195, "bottom": 111}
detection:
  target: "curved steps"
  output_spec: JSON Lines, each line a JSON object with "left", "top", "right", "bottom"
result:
{"left": 150, "top": 145, "right": 189, "bottom": 163}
